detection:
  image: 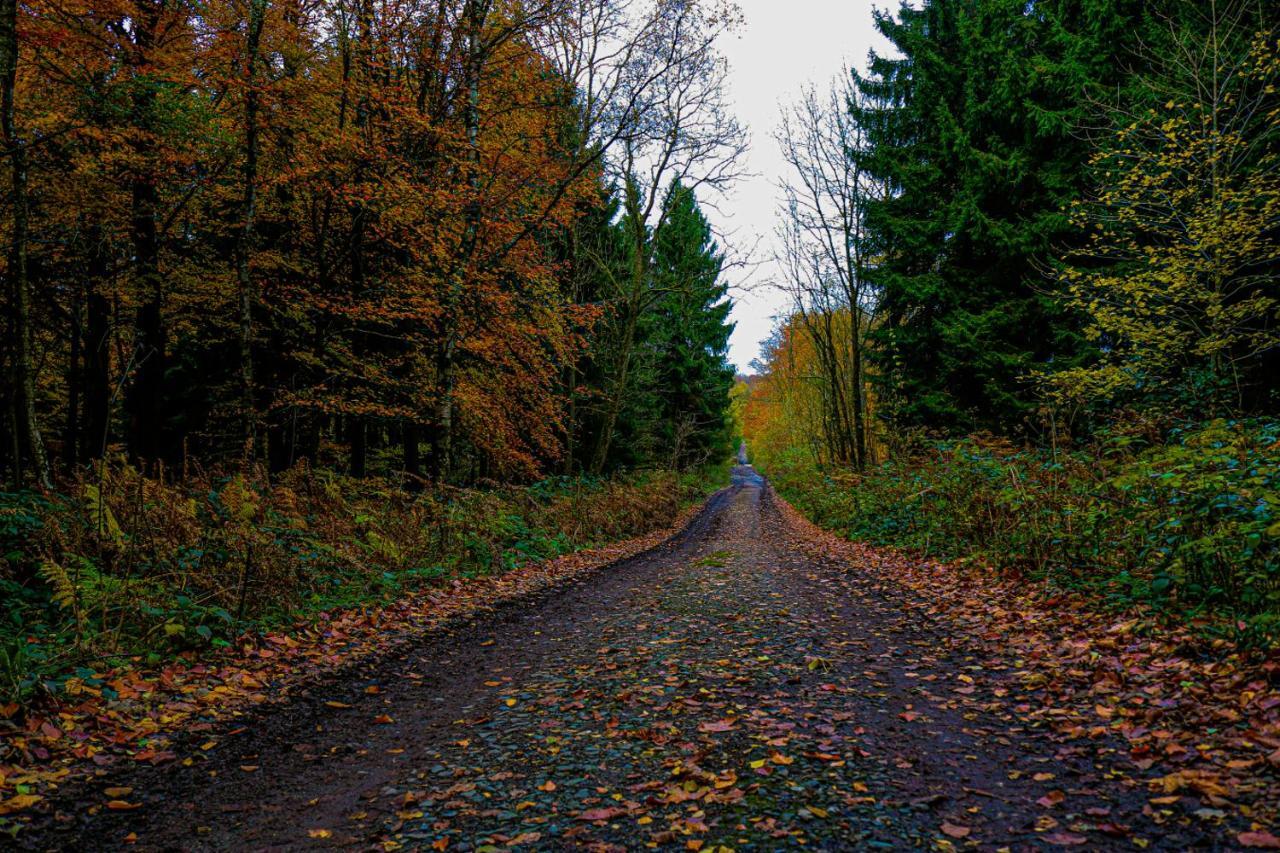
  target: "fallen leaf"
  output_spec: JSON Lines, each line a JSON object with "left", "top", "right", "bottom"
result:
{"left": 1240, "top": 831, "right": 1280, "bottom": 849}
{"left": 1037, "top": 791, "right": 1066, "bottom": 808}
{"left": 1044, "top": 831, "right": 1089, "bottom": 846}
{"left": 0, "top": 794, "right": 42, "bottom": 815}
{"left": 698, "top": 719, "right": 735, "bottom": 733}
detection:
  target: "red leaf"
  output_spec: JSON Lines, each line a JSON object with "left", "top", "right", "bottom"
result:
{"left": 1037, "top": 790, "right": 1066, "bottom": 808}
{"left": 1240, "top": 831, "right": 1280, "bottom": 849}
{"left": 1044, "top": 832, "right": 1089, "bottom": 846}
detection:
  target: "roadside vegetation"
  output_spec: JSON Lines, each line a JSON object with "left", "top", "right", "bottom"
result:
{"left": 764, "top": 421, "right": 1280, "bottom": 645}
{"left": 0, "top": 462, "right": 726, "bottom": 706}
{"left": 744, "top": 0, "right": 1280, "bottom": 647}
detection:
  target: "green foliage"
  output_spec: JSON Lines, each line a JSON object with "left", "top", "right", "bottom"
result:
{"left": 569, "top": 180, "right": 738, "bottom": 473}
{"left": 768, "top": 420, "right": 1280, "bottom": 644}
{"left": 855, "top": 0, "right": 1147, "bottom": 435}
{"left": 0, "top": 463, "right": 724, "bottom": 704}
{"left": 646, "top": 182, "right": 737, "bottom": 469}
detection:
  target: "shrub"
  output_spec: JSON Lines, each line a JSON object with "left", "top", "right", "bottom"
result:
{"left": 766, "top": 420, "right": 1280, "bottom": 644}
{"left": 0, "top": 461, "right": 719, "bottom": 704}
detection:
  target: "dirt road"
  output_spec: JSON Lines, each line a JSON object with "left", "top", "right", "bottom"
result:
{"left": 23, "top": 467, "right": 1219, "bottom": 850}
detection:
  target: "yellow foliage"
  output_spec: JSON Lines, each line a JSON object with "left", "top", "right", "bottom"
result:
{"left": 1048, "top": 28, "right": 1280, "bottom": 405}
{"left": 220, "top": 476, "right": 261, "bottom": 523}
{"left": 38, "top": 561, "right": 75, "bottom": 611}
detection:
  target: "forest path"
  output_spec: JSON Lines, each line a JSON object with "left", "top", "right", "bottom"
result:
{"left": 25, "top": 467, "right": 1206, "bottom": 851}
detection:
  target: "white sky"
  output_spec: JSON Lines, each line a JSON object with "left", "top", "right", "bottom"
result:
{"left": 712, "top": 1, "right": 891, "bottom": 373}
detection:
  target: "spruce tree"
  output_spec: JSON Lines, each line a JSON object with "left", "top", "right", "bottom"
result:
{"left": 646, "top": 183, "right": 736, "bottom": 468}
{"left": 855, "top": 0, "right": 1146, "bottom": 435}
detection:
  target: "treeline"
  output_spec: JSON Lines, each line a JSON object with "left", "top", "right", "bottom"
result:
{"left": 745, "top": 0, "right": 1279, "bottom": 633}
{"left": 749, "top": 0, "right": 1279, "bottom": 465}
{"left": 0, "top": 0, "right": 741, "bottom": 490}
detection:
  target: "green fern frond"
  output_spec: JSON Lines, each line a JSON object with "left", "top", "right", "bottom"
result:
{"left": 39, "top": 560, "right": 76, "bottom": 610}
{"left": 83, "top": 484, "right": 125, "bottom": 548}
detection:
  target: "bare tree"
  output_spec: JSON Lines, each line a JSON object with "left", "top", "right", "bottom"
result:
{"left": 773, "top": 72, "right": 882, "bottom": 469}
{"left": 583, "top": 0, "right": 748, "bottom": 473}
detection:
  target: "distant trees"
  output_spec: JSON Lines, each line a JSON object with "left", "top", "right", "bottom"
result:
{"left": 0, "top": 0, "right": 743, "bottom": 489}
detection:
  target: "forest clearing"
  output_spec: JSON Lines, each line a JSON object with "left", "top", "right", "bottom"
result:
{"left": 2, "top": 0, "right": 1279, "bottom": 848}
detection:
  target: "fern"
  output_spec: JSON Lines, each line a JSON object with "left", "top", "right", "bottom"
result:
{"left": 39, "top": 560, "right": 76, "bottom": 610}
{"left": 83, "top": 483, "right": 125, "bottom": 548}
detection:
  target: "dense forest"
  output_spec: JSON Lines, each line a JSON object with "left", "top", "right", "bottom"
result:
{"left": 0, "top": 0, "right": 743, "bottom": 696}
{"left": 2, "top": 0, "right": 1280, "bottom": 843}
{"left": 0, "top": 0, "right": 740, "bottom": 487}
{"left": 745, "top": 0, "right": 1280, "bottom": 640}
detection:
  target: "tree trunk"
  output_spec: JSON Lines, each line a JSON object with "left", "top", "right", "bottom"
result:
{"left": 427, "top": 0, "right": 488, "bottom": 483}
{"left": 0, "top": 0, "right": 51, "bottom": 488}
{"left": 402, "top": 421, "right": 421, "bottom": 485}
{"left": 348, "top": 416, "right": 366, "bottom": 478}
{"left": 589, "top": 306, "right": 637, "bottom": 475}
{"left": 851, "top": 323, "right": 867, "bottom": 469}
{"left": 83, "top": 281, "right": 111, "bottom": 463}
{"left": 236, "top": 0, "right": 266, "bottom": 464}
{"left": 64, "top": 290, "right": 82, "bottom": 472}
{"left": 125, "top": 0, "right": 167, "bottom": 470}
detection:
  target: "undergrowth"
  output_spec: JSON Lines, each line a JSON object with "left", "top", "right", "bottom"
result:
{"left": 763, "top": 419, "right": 1280, "bottom": 647}
{"left": 0, "top": 460, "right": 727, "bottom": 704}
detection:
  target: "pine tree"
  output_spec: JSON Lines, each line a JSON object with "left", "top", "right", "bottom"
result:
{"left": 646, "top": 182, "right": 735, "bottom": 468}
{"left": 855, "top": 0, "right": 1147, "bottom": 435}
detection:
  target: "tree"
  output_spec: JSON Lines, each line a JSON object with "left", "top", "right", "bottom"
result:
{"left": 1048, "top": 3, "right": 1280, "bottom": 415}
{"left": 854, "top": 0, "right": 1139, "bottom": 435}
{"left": 775, "top": 73, "right": 882, "bottom": 469}
{"left": 647, "top": 182, "right": 735, "bottom": 469}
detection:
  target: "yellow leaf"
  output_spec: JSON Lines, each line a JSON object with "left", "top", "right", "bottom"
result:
{"left": 0, "top": 794, "right": 42, "bottom": 815}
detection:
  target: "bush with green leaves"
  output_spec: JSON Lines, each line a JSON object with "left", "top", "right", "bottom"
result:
{"left": 767, "top": 420, "right": 1280, "bottom": 645}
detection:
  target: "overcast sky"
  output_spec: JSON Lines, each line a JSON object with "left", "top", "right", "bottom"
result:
{"left": 711, "top": 1, "right": 891, "bottom": 373}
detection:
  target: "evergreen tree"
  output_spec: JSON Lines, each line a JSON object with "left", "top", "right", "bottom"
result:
{"left": 855, "top": 0, "right": 1147, "bottom": 435}
{"left": 646, "top": 183, "right": 735, "bottom": 468}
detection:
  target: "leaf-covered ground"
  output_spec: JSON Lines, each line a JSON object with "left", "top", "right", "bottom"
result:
{"left": 10, "top": 467, "right": 1280, "bottom": 849}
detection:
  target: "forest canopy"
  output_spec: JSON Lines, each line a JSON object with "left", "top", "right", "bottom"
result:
{"left": 0, "top": 0, "right": 743, "bottom": 488}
